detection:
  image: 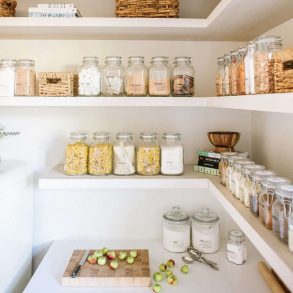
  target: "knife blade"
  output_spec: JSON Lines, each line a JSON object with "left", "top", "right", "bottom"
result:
{"left": 71, "top": 249, "right": 90, "bottom": 278}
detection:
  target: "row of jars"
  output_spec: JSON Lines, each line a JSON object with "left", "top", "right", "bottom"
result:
{"left": 64, "top": 131, "right": 184, "bottom": 176}
{"left": 216, "top": 35, "right": 283, "bottom": 96}
{"left": 219, "top": 152, "right": 293, "bottom": 251}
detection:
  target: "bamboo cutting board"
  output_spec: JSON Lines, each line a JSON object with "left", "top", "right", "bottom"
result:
{"left": 62, "top": 249, "right": 151, "bottom": 287}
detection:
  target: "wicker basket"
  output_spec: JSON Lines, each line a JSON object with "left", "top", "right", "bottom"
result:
{"left": 39, "top": 72, "right": 78, "bottom": 97}
{"left": 0, "top": 0, "right": 17, "bottom": 17}
{"left": 116, "top": 0, "right": 179, "bottom": 18}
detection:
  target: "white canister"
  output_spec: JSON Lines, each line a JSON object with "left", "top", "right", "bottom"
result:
{"left": 191, "top": 207, "right": 220, "bottom": 253}
{"left": 162, "top": 206, "right": 191, "bottom": 253}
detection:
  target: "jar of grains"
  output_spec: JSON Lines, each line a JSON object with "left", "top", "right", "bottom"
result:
{"left": 64, "top": 132, "right": 88, "bottom": 176}
{"left": 171, "top": 57, "right": 194, "bottom": 97}
{"left": 226, "top": 156, "right": 246, "bottom": 192}
{"left": 78, "top": 56, "right": 101, "bottom": 96}
{"left": 0, "top": 59, "right": 16, "bottom": 97}
{"left": 149, "top": 56, "right": 171, "bottom": 96}
{"left": 237, "top": 47, "right": 246, "bottom": 95}
{"left": 229, "top": 50, "right": 239, "bottom": 96}
{"left": 219, "top": 152, "right": 237, "bottom": 186}
{"left": 244, "top": 41, "right": 256, "bottom": 95}
{"left": 254, "top": 35, "right": 282, "bottom": 94}
{"left": 223, "top": 53, "right": 231, "bottom": 96}
{"left": 216, "top": 57, "right": 224, "bottom": 96}
{"left": 15, "top": 59, "right": 36, "bottom": 96}
{"left": 226, "top": 230, "right": 247, "bottom": 265}
{"left": 136, "top": 132, "right": 160, "bottom": 176}
{"left": 124, "top": 56, "right": 148, "bottom": 96}
{"left": 101, "top": 56, "right": 124, "bottom": 96}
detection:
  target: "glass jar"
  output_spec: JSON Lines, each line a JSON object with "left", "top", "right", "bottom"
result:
{"left": 226, "top": 156, "right": 246, "bottom": 192}
{"left": 78, "top": 56, "right": 101, "bottom": 96}
{"left": 219, "top": 152, "right": 237, "bottom": 186}
{"left": 149, "top": 56, "right": 171, "bottom": 96}
{"left": 136, "top": 132, "right": 160, "bottom": 175}
{"left": 229, "top": 51, "right": 239, "bottom": 96}
{"left": 259, "top": 176, "right": 290, "bottom": 230}
{"left": 0, "top": 59, "right": 16, "bottom": 97}
{"left": 244, "top": 41, "right": 256, "bottom": 95}
{"left": 226, "top": 230, "right": 247, "bottom": 265}
{"left": 272, "top": 185, "right": 293, "bottom": 243}
{"left": 216, "top": 57, "right": 224, "bottom": 96}
{"left": 254, "top": 36, "right": 282, "bottom": 94}
{"left": 161, "top": 132, "right": 183, "bottom": 175}
{"left": 88, "top": 132, "right": 113, "bottom": 175}
{"left": 237, "top": 47, "right": 246, "bottom": 95}
{"left": 289, "top": 213, "right": 293, "bottom": 252}
{"left": 171, "top": 57, "right": 194, "bottom": 97}
{"left": 64, "top": 132, "right": 88, "bottom": 176}
{"left": 15, "top": 59, "right": 36, "bottom": 96}
{"left": 162, "top": 206, "right": 191, "bottom": 253}
{"left": 223, "top": 53, "right": 231, "bottom": 96}
{"left": 113, "top": 132, "right": 135, "bottom": 175}
{"left": 124, "top": 56, "right": 148, "bottom": 96}
{"left": 250, "top": 170, "right": 276, "bottom": 217}
{"left": 101, "top": 56, "right": 124, "bottom": 96}
{"left": 191, "top": 207, "right": 220, "bottom": 254}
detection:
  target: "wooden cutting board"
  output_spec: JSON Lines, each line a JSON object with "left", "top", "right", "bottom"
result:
{"left": 62, "top": 249, "right": 151, "bottom": 287}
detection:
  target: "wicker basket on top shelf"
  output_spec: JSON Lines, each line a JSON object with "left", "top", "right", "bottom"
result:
{"left": 116, "top": 0, "right": 179, "bottom": 18}
{"left": 0, "top": 0, "right": 17, "bottom": 17}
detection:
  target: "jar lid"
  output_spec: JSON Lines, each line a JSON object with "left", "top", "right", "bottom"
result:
{"left": 256, "top": 35, "right": 282, "bottom": 44}
{"left": 18, "top": 59, "right": 34, "bottom": 66}
{"left": 220, "top": 152, "right": 237, "bottom": 159}
{"left": 83, "top": 56, "right": 99, "bottom": 63}
{"left": 93, "top": 131, "right": 110, "bottom": 139}
{"left": 238, "top": 47, "right": 247, "bottom": 54}
{"left": 275, "top": 185, "right": 293, "bottom": 200}
{"left": 235, "top": 160, "right": 254, "bottom": 168}
{"left": 116, "top": 132, "right": 133, "bottom": 139}
{"left": 244, "top": 164, "right": 265, "bottom": 175}
{"left": 262, "top": 176, "right": 290, "bottom": 188}
{"left": 247, "top": 41, "right": 256, "bottom": 49}
{"left": 163, "top": 206, "right": 190, "bottom": 222}
{"left": 228, "top": 156, "right": 245, "bottom": 163}
{"left": 129, "top": 56, "right": 144, "bottom": 61}
{"left": 252, "top": 170, "right": 276, "bottom": 180}
{"left": 163, "top": 132, "right": 181, "bottom": 139}
{"left": 228, "top": 230, "right": 246, "bottom": 243}
{"left": 192, "top": 207, "right": 219, "bottom": 224}
{"left": 70, "top": 132, "right": 87, "bottom": 139}
{"left": 230, "top": 50, "right": 239, "bottom": 57}
{"left": 174, "top": 57, "right": 191, "bottom": 63}
{"left": 217, "top": 57, "right": 224, "bottom": 63}
{"left": 224, "top": 53, "right": 231, "bottom": 60}
{"left": 140, "top": 132, "right": 157, "bottom": 139}
{"left": 1, "top": 59, "right": 17, "bottom": 65}
{"left": 151, "top": 56, "right": 168, "bottom": 62}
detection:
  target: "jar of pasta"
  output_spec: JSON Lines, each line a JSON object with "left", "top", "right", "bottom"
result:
{"left": 223, "top": 53, "right": 231, "bottom": 96}
{"left": 237, "top": 47, "right": 246, "bottom": 96}
{"left": 15, "top": 59, "right": 36, "bottom": 96}
{"left": 229, "top": 50, "right": 239, "bottom": 96}
{"left": 136, "top": 132, "right": 160, "bottom": 176}
{"left": 216, "top": 57, "right": 224, "bottom": 96}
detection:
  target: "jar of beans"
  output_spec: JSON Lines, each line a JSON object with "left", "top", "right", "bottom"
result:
{"left": 15, "top": 59, "right": 36, "bottom": 96}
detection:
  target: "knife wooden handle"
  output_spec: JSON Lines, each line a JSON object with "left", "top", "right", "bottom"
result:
{"left": 71, "top": 264, "right": 81, "bottom": 278}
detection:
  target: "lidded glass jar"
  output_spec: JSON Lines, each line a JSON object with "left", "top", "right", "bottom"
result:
{"left": 88, "top": 132, "right": 113, "bottom": 175}
{"left": 113, "top": 132, "right": 135, "bottom": 175}
{"left": 244, "top": 41, "right": 256, "bottom": 95}
{"left": 161, "top": 132, "right": 183, "bottom": 175}
{"left": 101, "top": 56, "right": 124, "bottom": 96}
{"left": 64, "top": 132, "right": 88, "bottom": 176}
{"left": 149, "top": 56, "right": 171, "bottom": 96}
{"left": 229, "top": 50, "right": 239, "bottom": 96}
{"left": 162, "top": 206, "right": 191, "bottom": 253}
{"left": 237, "top": 47, "right": 246, "bottom": 96}
{"left": 226, "top": 156, "right": 246, "bottom": 192}
{"left": 15, "top": 59, "right": 36, "bottom": 96}
{"left": 219, "top": 152, "right": 237, "bottom": 186}
{"left": 124, "top": 56, "right": 148, "bottom": 96}
{"left": 78, "top": 56, "right": 101, "bottom": 96}
{"left": 226, "top": 230, "right": 247, "bottom": 265}
{"left": 0, "top": 59, "right": 17, "bottom": 97}
{"left": 289, "top": 213, "right": 293, "bottom": 252}
{"left": 223, "top": 53, "right": 231, "bottom": 96}
{"left": 216, "top": 57, "right": 224, "bottom": 96}
{"left": 171, "top": 57, "right": 194, "bottom": 97}
{"left": 136, "top": 132, "right": 160, "bottom": 175}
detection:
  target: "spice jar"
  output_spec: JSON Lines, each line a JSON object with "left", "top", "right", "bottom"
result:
{"left": 226, "top": 230, "right": 247, "bottom": 265}
{"left": 226, "top": 156, "right": 246, "bottom": 192}
{"left": 192, "top": 207, "right": 220, "bottom": 254}
{"left": 124, "top": 56, "right": 148, "bottom": 96}
{"left": 113, "top": 132, "right": 135, "bottom": 175}
{"left": 162, "top": 206, "right": 191, "bottom": 253}
{"left": 15, "top": 59, "right": 36, "bottom": 96}
{"left": 216, "top": 57, "right": 224, "bottom": 96}
{"left": 78, "top": 57, "right": 101, "bottom": 96}
{"left": 136, "top": 132, "right": 160, "bottom": 176}
{"left": 101, "top": 56, "right": 124, "bottom": 96}
{"left": 219, "top": 152, "right": 237, "bottom": 186}
{"left": 289, "top": 213, "right": 293, "bottom": 252}
{"left": 149, "top": 56, "right": 171, "bottom": 96}
{"left": 272, "top": 185, "right": 293, "bottom": 243}
{"left": 237, "top": 47, "right": 246, "bottom": 95}
{"left": 223, "top": 53, "right": 231, "bottom": 96}
{"left": 88, "top": 132, "right": 113, "bottom": 175}
{"left": 64, "top": 132, "right": 88, "bottom": 176}
{"left": 259, "top": 176, "right": 290, "bottom": 230}
{"left": 171, "top": 57, "right": 194, "bottom": 97}
{"left": 0, "top": 59, "right": 16, "bottom": 97}
{"left": 161, "top": 132, "right": 183, "bottom": 175}
{"left": 244, "top": 41, "right": 256, "bottom": 95}
{"left": 229, "top": 51, "right": 239, "bottom": 96}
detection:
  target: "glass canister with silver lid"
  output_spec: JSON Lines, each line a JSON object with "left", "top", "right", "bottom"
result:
{"left": 219, "top": 152, "right": 237, "bottom": 186}
{"left": 226, "top": 230, "right": 247, "bottom": 265}
{"left": 0, "top": 59, "right": 17, "bottom": 97}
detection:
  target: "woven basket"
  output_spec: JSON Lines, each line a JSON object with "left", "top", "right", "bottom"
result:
{"left": 116, "top": 0, "right": 179, "bottom": 18}
{"left": 39, "top": 72, "right": 78, "bottom": 97}
{"left": 0, "top": 0, "right": 17, "bottom": 17}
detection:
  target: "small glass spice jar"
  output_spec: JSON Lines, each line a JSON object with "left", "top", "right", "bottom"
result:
{"left": 289, "top": 212, "right": 293, "bottom": 252}
{"left": 223, "top": 53, "right": 231, "bottom": 96}
{"left": 216, "top": 56, "right": 224, "bottom": 96}
{"left": 226, "top": 230, "right": 247, "bottom": 265}
{"left": 229, "top": 50, "right": 239, "bottom": 96}
{"left": 237, "top": 47, "right": 246, "bottom": 95}
{"left": 171, "top": 57, "right": 194, "bottom": 97}
{"left": 219, "top": 152, "right": 237, "bottom": 186}
{"left": 15, "top": 59, "right": 36, "bottom": 96}
{"left": 162, "top": 206, "right": 191, "bottom": 253}
{"left": 0, "top": 59, "right": 17, "bottom": 97}
{"left": 226, "top": 156, "right": 246, "bottom": 192}
{"left": 244, "top": 41, "right": 256, "bottom": 95}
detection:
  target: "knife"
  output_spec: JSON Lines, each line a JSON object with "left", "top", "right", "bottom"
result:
{"left": 71, "top": 249, "right": 90, "bottom": 278}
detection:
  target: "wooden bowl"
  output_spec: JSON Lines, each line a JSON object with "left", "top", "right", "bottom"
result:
{"left": 207, "top": 131, "right": 240, "bottom": 153}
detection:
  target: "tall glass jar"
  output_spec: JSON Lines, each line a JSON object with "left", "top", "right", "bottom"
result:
{"left": 226, "top": 156, "right": 246, "bottom": 192}
{"left": 0, "top": 59, "right": 16, "bottom": 97}
{"left": 223, "top": 53, "right": 231, "bottom": 96}
{"left": 149, "top": 56, "right": 171, "bottom": 96}
{"left": 289, "top": 212, "right": 293, "bottom": 252}
{"left": 244, "top": 41, "right": 256, "bottom": 95}
{"left": 88, "top": 132, "right": 113, "bottom": 175}
{"left": 219, "top": 152, "right": 237, "bottom": 186}
{"left": 78, "top": 57, "right": 101, "bottom": 96}
{"left": 101, "top": 56, "right": 124, "bottom": 96}
{"left": 237, "top": 47, "right": 246, "bottom": 95}
{"left": 229, "top": 50, "right": 239, "bottom": 96}
{"left": 226, "top": 230, "right": 247, "bottom": 265}
{"left": 113, "top": 132, "right": 135, "bottom": 175}
{"left": 64, "top": 132, "right": 88, "bottom": 176}
{"left": 124, "top": 56, "right": 148, "bottom": 96}
{"left": 216, "top": 57, "right": 224, "bottom": 96}
{"left": 171, "top": 57, "right": 194, "bottom": 97}
{"left": 136, "top": 132, "right": 160, "bottom": 175}
{"left": 254, "top": 36, "right": 282, "bottom": 94}
{"left": 15, "top": 59, "right": 36, "bottom": 96}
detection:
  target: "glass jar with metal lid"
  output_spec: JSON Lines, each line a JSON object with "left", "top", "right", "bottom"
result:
{"left": 289, "top": 213, "right": 293, "bottom": 252}
{"left": 226, "top": 156, "right": 246, "bottom": 192}
{"left": 0, "top": 59, "right": 17, "bottom": 97}
{"left": 237, "top": 47, "right": 247, "bottom": 96}
{"left": 216, "top": 56, "right": 224, "bottom": 96}
{"left": 244, "top": 41, "right": 256, "bottom": 95}
{"left": 162, "top": 206, "right": 191, "bottom": 252}
{"left": 226, "top": 230, "right": 247, "bottom": 265}
{"left": 223, "top": 53, "right": 231, "bottom": 96}
{"left": 259, "top": 176, "right": 290, "bottom": 230}
{"left": 15, "top": 59, "right": 36, "bottom": 96}
{"left": 229, "top": 50, "right": 239, "bottom": 96}
{"left": 219, "top": 152, "right": 237, "bottom": 186}
{"left": 191, "top": 207, "right": 220, "bottom": 253}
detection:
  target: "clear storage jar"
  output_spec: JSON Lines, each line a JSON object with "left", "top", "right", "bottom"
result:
{"left": 78, "top": 57, "right": 101, "bottom": 96}
{"left": 0, "top": 59, "right": 16, "bottom": 97}
{"left": 136, "top": 132, "right": 160, "bottom": 175}
{"left": 124, "top": 56, "right": 148, "bottom": 96}
{"left": 226, "top": 156, "right": 246, "bottom": 192}
{"left": 229, "top": 51, "right": 239, "bottom": 96}
{"left": 149, "top": 56, "right": 171, "bottom": 96}
{"left": 64, "top": 132, "right": 88, "bottom": 176}
{"left": 101, "top": 56, "right": 124, "bottom": 96}
{"left": 88, "top": 132, "right": 113, "bottom": 175}
{"left": 162, "top": 206, "right": 191, "bottom": 253}
{"left": 223, "top": 53, "right": 231, "bottom": 96}
{"left": 237, "top": 47, "right": 246, "bottom": 95}
{"left": 171, "top": 57, "right": 194, "bottom": 97}
{"left": 219, "top": 152, "right": 237, "bottom": 186}
{"left": 216, "top": 57, "right": 224, "bottom": 96}
{"left": 15, "top": 59, "right": 36, "bottom": 96}
{"left": 113, "top": 132, "right": 135, "bottom": 175}
{"left": 226, "top": 230, "right": 247, "bottom": 265}
{"left": 289, "top": 213, "right": 293, "bottom": 252}
{"left": 244, "top": 41, "right": 256, "bottom": 95}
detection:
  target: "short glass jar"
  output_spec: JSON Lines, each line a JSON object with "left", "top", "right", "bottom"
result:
{"left": 226, "top": 156, "right": 246, "bottom": 192}
{"left": 289, "top": 213, "right": 293, "bottom": 252}
{"left": 244, "top": 41, "right": 256, "bottom": 95}
{"left": 162, "top": 206, "right": 191, "bottom": 253}
{"left": 64, "top": 132, "right": 88, "bottom": 176}
{"left": 226, "top": 230, "right": 247, "bottom": 265}
{"left": 219, "top": 152, "right": 237, "bottom": 186}
{"left": 223, "top": 53, "right": 231, "bottom": 96}
{"left": 216, "top": 56, "right": 224, "bottom": 96}
{"left": 171, "top": 57, "right": 194, "bottom": 97}
{"left": 237, "top": 47, "right": 246, "bottom": 95}
{"left": 0, "top": 59, "right": 16, "bottom": 97}
{"left": 229, "top": 50, "right": 239, "bottom": 96}
{"left": 15, "top": 59, "right": 36, "bottom": 96}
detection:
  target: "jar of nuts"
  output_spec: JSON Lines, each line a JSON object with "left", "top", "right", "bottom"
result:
{"left": 15, "top": 59, "right": 36, "bottom": 96}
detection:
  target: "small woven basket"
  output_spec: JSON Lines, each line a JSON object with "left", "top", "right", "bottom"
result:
{"left": 0, "top": 0, "right": 17, "bottom": 17}
{"left": 116, "top": 0, "right": 179, "bottom": 18}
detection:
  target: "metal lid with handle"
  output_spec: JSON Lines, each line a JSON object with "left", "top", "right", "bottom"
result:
{"left": 192, "top": 207, "right": 219, "bottom": 224}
